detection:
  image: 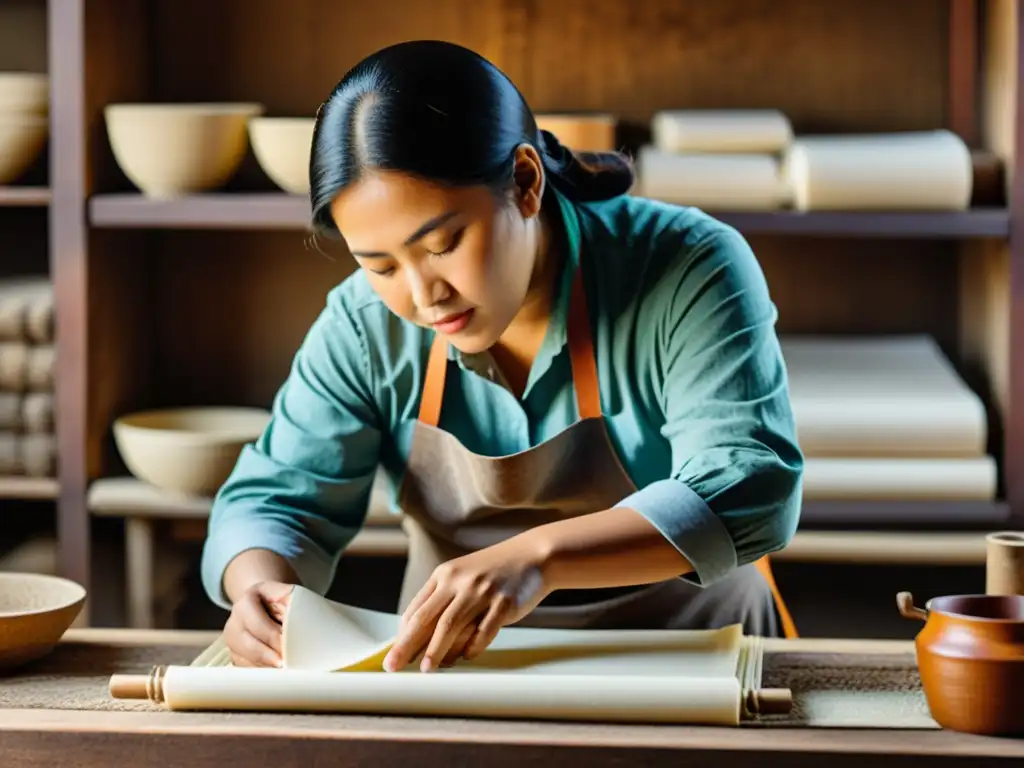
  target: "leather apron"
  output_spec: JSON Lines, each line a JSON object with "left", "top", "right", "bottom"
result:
{"left": 395, "top": 260, "right": 798, "bottom": 638}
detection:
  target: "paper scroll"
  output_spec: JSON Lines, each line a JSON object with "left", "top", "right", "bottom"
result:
{"left": 110, "top": 586, "right": 790, "bottom": 724}
{"left": 651, "top": 109, "right": 793, "bottom": 154}
{"left": 782, "top": 130, "right": 973, "bottom": 211}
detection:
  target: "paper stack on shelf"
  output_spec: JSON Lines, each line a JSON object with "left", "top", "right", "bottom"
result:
{"left": 781, "top": 130, "right": 973, "bottom": 211}
{"left": 635, "top": 109, "right": 791, "bottom": 210}
{"left": 0, "top": 276, "right": 56, "bottom": 479}
{"left": 781, "top": 335, "right": 997, "bottom": 505}
{"left": 633, "top": 107, "right": 976, "bottom": 212}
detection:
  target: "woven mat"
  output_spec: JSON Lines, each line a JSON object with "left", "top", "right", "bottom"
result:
{"left": 0, "top": 642, "right": 937, "bottom": 728}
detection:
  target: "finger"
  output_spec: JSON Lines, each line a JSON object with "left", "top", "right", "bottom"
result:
{"left": 385, "top": 587, "right": 453, "bottom": 672}
{"left": 232, "top": 630, "right": 281, "bottom": 668}
{"left": 421, "top": 597, "right": 478, "bottom": 673}
{"left": 399, "top": 578, "right": 437, "bottom": 630}
{"left": 240, "top": 593, "right": 285, "bottom": 659}
{"left": 464, "top": 595, "right": 512, "bottom": 660}
{"left": 440, "top": 622, "right": 478, "bottom": 668}
{"left": 260, "top": 583, "right": 295, "bottom": 623}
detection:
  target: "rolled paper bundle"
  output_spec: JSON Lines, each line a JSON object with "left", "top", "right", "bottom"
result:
{"left": 0, "top": 432, "right": 17, "bottom": 474}
{"left": 651, "top": 109, "right": 793, "bottom": 154}
{"left": 21, "top": 432, "right": 56, "bottom": 477}
{"left": 782, "top": 130, "right": 973, "bottom": 211}
{"left": 0, "top": 278, "right": 52, "bottom": 342}
{"left": 25, "top": 345, "right": 54, "bottom": 391}
{"left": 535, "top": 114, "right": 617, "bottom": 153}
{"left": 24, "top": 290, "right": 53, "bottom": 344}
{"left": 21, "top": 392, "right": 53, "bottom": 433}
{"left": 109, "top": 665, "right": 790, "bottom": 725}
{"left": 0, "top": 392, "right": 20, "bottom": 430}
{"left": 113, "top": 586, "right": 790, "bottom": 725}
{"left": 0, "top": 343, "right": 28, "bottom": 390}
{"left": 986, "top": 532, "right": 1024, "bottom": 595}
{"left": 636, "top": 146, "right": 787, "bottom": 211}
{"left": 802, "top": 456, "right": 997, "bottom": 502}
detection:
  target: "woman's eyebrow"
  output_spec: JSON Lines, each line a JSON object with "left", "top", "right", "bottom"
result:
{"left": 350, "top": 210, "right": 459, "bottom": 258}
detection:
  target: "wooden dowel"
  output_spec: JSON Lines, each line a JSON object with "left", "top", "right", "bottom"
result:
{"left": 109, "top": 673, "right": 150, "bottom": 700}
{"left": 747, "top": 688, "right": 793, "bottom": 716}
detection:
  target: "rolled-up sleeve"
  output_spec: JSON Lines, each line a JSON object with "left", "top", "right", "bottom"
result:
{"left": 620, "top": 227, "right": 804, "bottom": 587}
{"left": 200, "top": 289, "right": 382, "bottom": 609}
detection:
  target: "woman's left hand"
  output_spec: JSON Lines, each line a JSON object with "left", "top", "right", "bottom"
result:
{"left": 382, "top": 534, "right": 552, "bottom": 672}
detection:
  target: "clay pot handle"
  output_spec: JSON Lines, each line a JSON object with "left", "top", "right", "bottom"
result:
{"left": 896, "top": 591, "right": 927, "bottom": 621}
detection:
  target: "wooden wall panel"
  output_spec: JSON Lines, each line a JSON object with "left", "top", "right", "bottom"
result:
{"left": 148, "top": 0, "right": 948, "bottom": 133}
{"left": 0, "top": 0, "right": 47, "bottom": 72}
{"left": 150, "top": 232, "right": 355, "bottom": 408}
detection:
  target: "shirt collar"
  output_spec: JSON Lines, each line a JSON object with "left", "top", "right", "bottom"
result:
{"left": 449, "top": 188, "right": 583, "bottom": 392}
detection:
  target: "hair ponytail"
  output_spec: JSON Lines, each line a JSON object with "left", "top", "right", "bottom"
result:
{"left": 537, "top": 129, "right": 635, "bottom": 203}
{"left": 310, "top": 41, "right": 635, "bottom": 236}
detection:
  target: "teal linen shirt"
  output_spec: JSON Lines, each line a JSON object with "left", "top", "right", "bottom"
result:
{"left": 200, "top": 190, "right": 804, "bottom": 609}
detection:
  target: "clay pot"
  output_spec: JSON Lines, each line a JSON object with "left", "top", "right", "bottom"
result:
{"left": 897, "top": 590, "right": 1024, "bottom": 735}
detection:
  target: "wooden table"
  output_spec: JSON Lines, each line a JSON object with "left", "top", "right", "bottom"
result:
{"left": 2, "top": 629, "right": 1023, "bottom": 767}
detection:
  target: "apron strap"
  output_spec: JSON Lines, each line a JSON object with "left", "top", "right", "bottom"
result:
{"left": 566, "top": 263, "right": 602, "bottom": 420}
{"left": 417, "top": 335, "right": 450, "bottom": 428}
{"left": 417, "top": 263, "right": 602, "bottom": 426}
{"left": 754, "top": 557, "right": 799, "bottom": 639}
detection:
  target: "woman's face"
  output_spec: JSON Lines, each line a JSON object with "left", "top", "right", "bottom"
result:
{"left": 329, "top": 148, "right": 545, "bottom": 355}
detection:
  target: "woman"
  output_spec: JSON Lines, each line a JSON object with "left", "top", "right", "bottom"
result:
{"left": 201, "top": 40, "right": 804, "bottom": 672}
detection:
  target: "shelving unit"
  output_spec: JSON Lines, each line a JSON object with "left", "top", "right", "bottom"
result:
{"left": 40, "top": 0, "right": 1024, "bottom": 628}
{"left": 89, "top": 192, "right": 1014, "bottom": 238}
{"left": 0, "top": 0, "right": 56, "bottom": 512}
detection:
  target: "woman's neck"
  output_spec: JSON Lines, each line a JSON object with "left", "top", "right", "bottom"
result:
{"left": 491, "top": 205, "right": 564, "bottom": 398}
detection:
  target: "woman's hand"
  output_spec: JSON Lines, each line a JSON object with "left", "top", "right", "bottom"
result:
{"left": 223, "top": 580, "right": 295, "bottom": 668}
{"left": 383, "top": 534, "right": 552, "bottom": 672}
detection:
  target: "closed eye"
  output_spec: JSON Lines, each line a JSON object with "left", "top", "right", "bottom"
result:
{"left": 428, "top": 228, "right": 464, "bottom": 257}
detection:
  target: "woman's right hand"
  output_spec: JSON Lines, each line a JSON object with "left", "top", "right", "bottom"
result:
{"left": 223, "top": 580, "right": 295, "bottom": 667}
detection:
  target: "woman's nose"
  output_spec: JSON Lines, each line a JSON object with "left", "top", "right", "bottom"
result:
{"left": 406, "top": 268, "right": 448, "bottom": 310}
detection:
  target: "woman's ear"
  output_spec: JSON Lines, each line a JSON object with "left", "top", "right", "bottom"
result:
{"left": 511, "top": 144, "right": 545, "bottom": 218}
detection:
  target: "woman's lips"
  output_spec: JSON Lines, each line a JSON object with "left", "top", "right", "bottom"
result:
{"left": 431, "top": 309, "right": 474, "bottom": 334}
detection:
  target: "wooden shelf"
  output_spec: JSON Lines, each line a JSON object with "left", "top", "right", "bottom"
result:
{"left": 0, "top": 476, "right": 59, "bottom": 500}
{"left": 0, "top": 187, "right": 51, "bottom": 207}
{"left": 90, "top": 193, "right": 310, "bottom": 230}
{"left": 712, "top": 209, "right": 1010, "bottom": 239}
{"left": 88, "top": 193, "right": 1010, "bottom": 239}
{"left": 87, "top": 477, "right": 996, "bottom": 565}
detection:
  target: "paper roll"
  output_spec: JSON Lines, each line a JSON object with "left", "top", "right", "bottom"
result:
{"left": 986, "top": 532, "right": 1024, "bottom": 595}
{"left": 143, "top": 665, "right": 745, "bottom": 724}
{"left": 783, "top": 335, "right": 988, "bottom": 459}
{"left": 112, "top": 587, "right": 789, "bottom": 724}
{"left": 803, "top": 457, "right": 997, "bottom": 501}
{"left": 636, "top": 147, "right": 787, "bottom": 210}
{"left": 783, "top": 130, "right": 973, "bottom": 211}
{"left": 651, "top": 109, "right": 793, "bottom": 154}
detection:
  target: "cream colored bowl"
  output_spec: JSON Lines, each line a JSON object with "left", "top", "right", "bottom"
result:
{"left": 0, "top": 116, "right": 48, "bottom": 184}
{"left": 0, "top": 572, "right": 86, "bottom": 672}
{"left": 105, "top": 103, "right": 265, "bottom": 197}
{"left": 249, "top": 117, "right": 315, "bottom": 195}
{"left": 0, "top": 73, "right": 48, "bottom": 114}
{"left": 113, "top": 406, "right": 271, "bottom": 497}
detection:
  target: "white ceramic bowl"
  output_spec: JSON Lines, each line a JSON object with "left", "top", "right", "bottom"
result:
{"left": 249, "top": 117, "right": 315, "bottom": 195}
{"left": 0, "top": 572, "right": 86, "bottom": 671}
{"left": 0, "top": 73, "right": 48, "bottom": 114}
{"left": 0, "top": 115, "right": 48, "bottom": 184}
{"left": 104, "top": 103, "right": 265, "bottom": 197}
{"left": 113, "top": 406, "right": 271, "bottom": 497}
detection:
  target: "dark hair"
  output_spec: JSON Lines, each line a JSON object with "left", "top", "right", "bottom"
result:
{"left": 309, "top": 40, "right": 634, "bottom": 236}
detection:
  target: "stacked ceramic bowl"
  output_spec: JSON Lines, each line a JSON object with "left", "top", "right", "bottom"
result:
{"left": 0, "top": 73, "right": 48, "bottom": 185}
{"left": 105, "top": 103, "right": 266, "bottom": 197}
